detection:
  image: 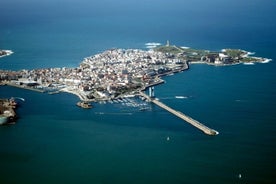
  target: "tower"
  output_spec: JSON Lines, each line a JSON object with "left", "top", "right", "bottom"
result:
{"left": 166, "top": 40, "right": 170, "bottom": 47}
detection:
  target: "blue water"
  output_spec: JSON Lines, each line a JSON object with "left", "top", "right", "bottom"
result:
{"left": 1, "top": 0, "right": 276, "bottom": 183}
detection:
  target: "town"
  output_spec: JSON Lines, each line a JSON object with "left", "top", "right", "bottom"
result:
{"left": 0, "top": 47, "right": 188, "bottom": 102}
{"left": 0, "top": 44, "right": 269, "bottom": 103}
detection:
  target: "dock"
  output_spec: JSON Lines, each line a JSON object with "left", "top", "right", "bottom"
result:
{"left": 139, "top": 92, "right": 219, "bottom": 136}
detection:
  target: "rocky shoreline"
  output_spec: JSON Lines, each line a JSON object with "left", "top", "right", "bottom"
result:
{"left": 0, "top": 50, "right": 13, "bottom": 58}
{"left": 0, "top": 98, "right": 17, "bottom": 125}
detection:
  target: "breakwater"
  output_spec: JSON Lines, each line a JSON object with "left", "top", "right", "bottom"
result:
{"left": 139, "top": 92, "right": 219, "bottom": 135}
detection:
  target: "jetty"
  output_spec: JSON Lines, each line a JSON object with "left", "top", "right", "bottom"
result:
{"left": 139, "top": 92, "right": 219, "bottom": 136}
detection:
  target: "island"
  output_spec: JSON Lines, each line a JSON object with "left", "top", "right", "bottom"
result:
{"left": 0, "top": 50, "right": 13, "bottom": 58}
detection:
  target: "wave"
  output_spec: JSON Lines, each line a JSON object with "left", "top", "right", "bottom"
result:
{"left": 146, "top": 45, "right": 158, "bottom": 49}
{"left": 181, "top": 46, "right": 190, "bottom": 49}
{"left": 221, "top": 49, "right": 255, "bottom": 56}
{"left": 243, "top": 62, "right": 255, "bottom": 65}
{"left": 247, "top": 51, "right": 255, "bottom": 55}
{"left": 145, "top": 42, "right": 161, "bottom": 46}
{"left": 242, "top": 51, "right": 256, "bottom": 58}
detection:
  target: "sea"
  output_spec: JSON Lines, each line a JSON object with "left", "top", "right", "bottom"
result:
{"left": 0, "top": 0, "right": 276, "bottom": 183}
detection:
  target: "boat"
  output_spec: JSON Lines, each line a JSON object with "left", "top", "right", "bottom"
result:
{"left": 76, "top": 101, "right": 92, "bottom": 109}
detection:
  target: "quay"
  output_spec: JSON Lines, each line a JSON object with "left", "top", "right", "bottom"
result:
{"left": 139, "top": 92, "right": 219, "bottom": 136}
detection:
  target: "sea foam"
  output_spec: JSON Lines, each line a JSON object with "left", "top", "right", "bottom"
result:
{"left": 181, "top": 46, "right": 190, "bottom": 49}
{"left": 145, "top": 42, "right": 161, "bottom": 46}
{"left": 145, "top": 42, "right": 161, "bottom": 49}
{"left": 243, "top": 62, "right": 255, "bottom": 65}
{"left": 261, "top": 58, "right": 272, "bottom": 64}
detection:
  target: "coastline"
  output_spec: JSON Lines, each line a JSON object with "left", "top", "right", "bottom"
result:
{"left": 189, "top": 61, "right": 240, "bottom": 66}
{"left": 0, "top": 45, "right": 271, "bottom": 104}
{"left": 0, "top": 45, "right": 272, "bottom": 135}
{"left": 60, "top": 87, "right": 88, "bottom": 101}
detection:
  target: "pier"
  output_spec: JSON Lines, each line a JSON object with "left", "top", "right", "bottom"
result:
{"left": 139, "top": 92, "right": 219, "bottom": 136}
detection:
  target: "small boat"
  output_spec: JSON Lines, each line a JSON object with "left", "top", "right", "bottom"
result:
{"left": 243, "top": 62, "right": 254, "bottom": 65}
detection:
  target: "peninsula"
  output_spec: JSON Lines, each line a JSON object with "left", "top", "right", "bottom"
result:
{"left": 0, "top": 44, "right": 270, "bottom": 102}
{"left": 0, "top": 43, "right": 270, "bottom": 134}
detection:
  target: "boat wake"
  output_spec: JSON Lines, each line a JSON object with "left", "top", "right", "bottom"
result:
{"left": 159, "top": 96, "right": 189, "bottom": 100}
{"left": 13, "top": 97, "right": 25, "bottom": 101}
{"left": 175, "top": 96, "right": 188, "bottom": 99}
